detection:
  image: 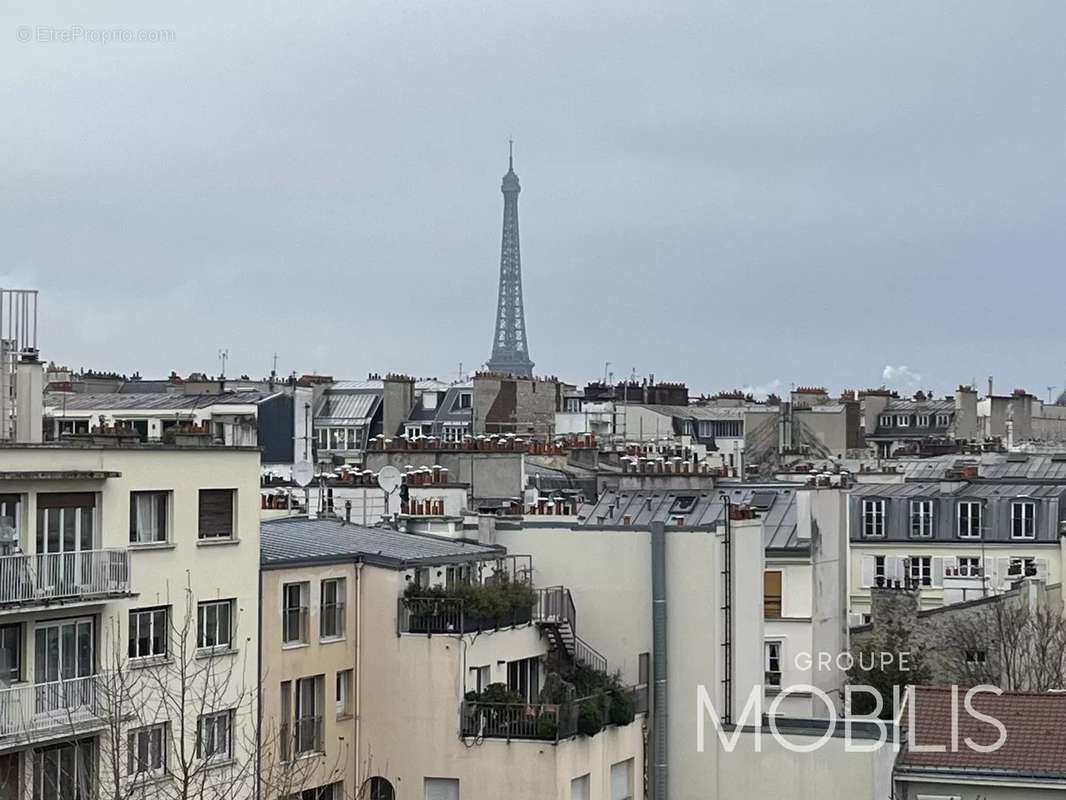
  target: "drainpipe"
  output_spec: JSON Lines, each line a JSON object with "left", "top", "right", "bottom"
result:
{"left": 255, "top": 565, "right": 263, "bottom": 800}
{"left": 650, "top": 520, "right": 668, "bottom": 800}
{"left": 354, "top": 562, "right": 364, "bottom": 790}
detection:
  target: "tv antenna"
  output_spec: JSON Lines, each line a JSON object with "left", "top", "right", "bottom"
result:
{"left": 218, "top": 349, "right": 229, "bottom": 378}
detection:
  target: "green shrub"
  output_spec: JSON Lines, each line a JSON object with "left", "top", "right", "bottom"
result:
{"left": 534, "top": 715, "right": 559, "bottom": 740}
{"left": 607, "top": 688, "right": 636, "bottom": 727}
{"left": 577, "top": 699, "right": 605, "bottom": 737}
{"left": 475, "top": 682, "right": 524, "bottom": 705}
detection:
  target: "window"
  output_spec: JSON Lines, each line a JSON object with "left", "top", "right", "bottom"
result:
{"left": 34, "top": 739, "right": 94, "bottom": 800}
{"left": 197, "top": 711, "right": 232, "bottom": 762}
{"left": 36, "top": 494, "right": 95, "bottom": 554}
{"left": 917, "top": 414, "right": 930, "bottom": 427}
{"left": 320, "top": 579, "right": 346, "bottom": 640}
{"left": 470, "top": 665, "right": 490, "bottom": 694}
{"left": 288, "top": 783, "right": 342, "bottom": 800}
{"left": 369, "top": 777, "right": 395, "bottom": 800}
{"left": 763, "top": 571, "right": 782, "bottom": 619}
{"left": 129, "top": 607, "right": 168, "bottom": 659}
{"left": 198, "top": 489, "right": 235, "bottom": 540}
{"left": 964, "top": 650, "right": 987, "bottom": 666}
{"left": 294, "top": 676, "right": 324, "bottom": 755}
{"left": 935, "top": 413, "right": 951, "bottom": 427}
{"left": 0, "top": 624, "right": 20, "bottom": 683}
{"left": 316, "top": 429, "right": 328, "bottom": 450}
{"left": 442, "top": 425, "right": 465, "bottom": 443}
{"left": 909, "top": 556, "right": 932, "bottom": 587}
{"left": 764, "top": 641, "right": 782, "bottom": 687}
{"left": 909, "top": 500, "right": 934, "bottom": 538}
{"left": 1007, "top": 557, "right": 1037, "bottom": 578}
{"left": 283, "top": 583, "right": 309, "bottom": 645}
{"left": 878, "top": 414, "right": 891, "bottom": 427}
{"left": 129, "top": 491, "right": 168, "bottom": 544}
{"left": 1011, "top": 501, "right": 1036, "bottom": 539}
{"left": 197, "top": 600, "right": 233, "bottom": 650}
{"left": 957, "top": 502, "right": 983, "bottom": 539}
{"left": 957, "top": 557, "right": 981, "bottom": 578}
{"left": 506, "top": 657, "right": 540, "bottom": 703}
{"left": 861, "top": 499, "right": 885, "bottom": 537}
{"left": 424, "top": 778, "right": 459, "bottom": 800}
{"left": 896, "top": 415, "right": 910, "bottom": 427}
{"left": 457, "top": 393, "right": 472, "bottom": 410}
{"left": 874, "top": 556, "right": 887, "bottom": 586}
{"left": 571, "top": 774, "right": 590, "bottom": 800}
{"left": 610, "top": 759, "right": 634, "bottom": 800}
{"left": 128, "top": 723, "right": 167, "bottom": 777}
{"left": 336, "top": 670, "right": 352, "bottom": 717}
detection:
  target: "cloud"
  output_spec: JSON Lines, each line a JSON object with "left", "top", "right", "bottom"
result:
{"left": 742, "top": 379, "right": 785, "bottom": 401}
{"left": 882, "top": 365, "right": 923, "bottom": 391}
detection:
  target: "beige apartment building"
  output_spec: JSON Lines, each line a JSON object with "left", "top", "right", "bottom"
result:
{"left": 0, "top": 441, "right": 262, "bottom": 800}
{"left": 259, "top": 516, "right": 644, "bottom": 800}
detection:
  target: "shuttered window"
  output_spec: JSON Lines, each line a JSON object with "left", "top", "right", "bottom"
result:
{"left": 198, "top": 490, "right": 235, "bottom": 540}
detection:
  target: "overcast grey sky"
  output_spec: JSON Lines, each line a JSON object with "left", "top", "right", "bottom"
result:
{"left": 3, "top": 1, "right": 1064, "bottom": 397}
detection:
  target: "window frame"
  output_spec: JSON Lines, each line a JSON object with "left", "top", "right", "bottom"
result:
{"left": 916, "top": 414, "right": 930, "bottom": 427}
{"left": 336, "top": 669, "right": 352, "bottom": 718}
{"left": 128, "top": 606, "right": 169, "bottom": 660}
{"left": 909, "top": 499, "right": 935, "bottom": 539}
{"left": 764, "top": 640, "right": 782, "bottom": 688}
{"left": 909, "top": 556, "right": 933, "bottom": 587}
{"left": 1010, "top": 501, "right": 1036, "bottom": 540}
{"left": 896, "top": 415, "right": 910, "bottom": 428}
{"left": 127, "top": 722, "right": 167, "bottom": 778}
{"left": 763, "top": 570, "right": 782, "bottom": 619}
{"left": 197, "top": 599, "right": 234, "bottom": 651}
{"left": 283, "top": 582, "right": 309, "bottom": 646}
{"left": 129, "top": 490, "right": 169, "bottom": 544}
{"left": 956, "top": 501, "right": 983, "bottom": 539}
{"left": 319, "top": 578, "right": 346, "bottom": 641}
{"left": 197, "top": 710, "right": 233, "bottom": 763}
{"left": 294, "top": 675, "right": 324, "bottom": 756}
{"left": 198, "top": 489, "right": 236, "bottom": 540}
{"left": 0, "top": 623, "right": 21, "bottom": 683}
{"left": 861, "top": 499, "right": 886, "bottom": 538}
{"left": 957, "top": 557, "right": 981, "bottom": 578}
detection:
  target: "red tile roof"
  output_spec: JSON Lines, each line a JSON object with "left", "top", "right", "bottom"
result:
{"left": 897, "top": 686, "right": 1066, "bottom": 778}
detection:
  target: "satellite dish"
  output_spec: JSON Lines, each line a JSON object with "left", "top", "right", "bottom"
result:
{"left": 293, "top": 462, "right": 314, "bottom": 488}
{"left": 377, "top": 465, "right": 402, "bottom": 494}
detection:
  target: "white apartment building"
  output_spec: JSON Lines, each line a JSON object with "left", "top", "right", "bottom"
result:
{"left": 259, "top": 517, "right": 644, "bottom": 800}
{"left": 0, "top": 442, "right": 261, "bottom": 800}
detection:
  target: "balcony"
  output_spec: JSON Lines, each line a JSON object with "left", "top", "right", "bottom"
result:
{"left": 460, "top": 688, "right": 639, "bottom": 742}
{"left": 0, "top": 550, "right": 131, "bottom": 610}
{"left": 0, "top": 676, "right": 106, "bottom": 747}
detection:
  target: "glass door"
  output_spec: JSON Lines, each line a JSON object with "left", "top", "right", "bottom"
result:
{"left": 34, "top": 619, "right": 94, "bottom": 716}
{"left": 35, "top": 495, "right": 95, "bottom": 597}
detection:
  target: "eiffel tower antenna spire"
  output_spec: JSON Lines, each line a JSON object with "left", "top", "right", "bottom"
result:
{"left": 486, "top": 141, "right": 534, "bottom": 377}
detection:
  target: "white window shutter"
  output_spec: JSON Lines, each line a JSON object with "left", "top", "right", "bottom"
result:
{"left": 1036, "top": 558, "right": 1049, "bottom": 579}
{"left": 861, "top": 556, "right": 874, "bottom": 588}
{"left": 932, "top": 557, "right": 945, "bottom": 587}
{"left": 983, "top": 557, "right": 995, "bottom": 586}
{"left": 891, "top": 556, "right": 906, "bottom": 582}
{"left": 998, "top": 557, "right": 1012, "bottom": 587}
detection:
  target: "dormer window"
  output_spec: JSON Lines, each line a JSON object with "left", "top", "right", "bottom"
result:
{"left": 957, "top": 501, "right": 983, "bottom": 539}
{"left": 896, "top": 415, "right": 910, "bottom": 427}
{"left": 861, "top": 499, "right": 885, "bottom": 538}
{"left": 669, "top": 495, "right": 698, "bottom": 515}
{"left": 457, "top": 393, "right": 472, "bottom": 410}
{"left": 1011, "top": 501, "right": 1036, "bottom": 539}
{"left": 916, "top": 414, "right": 930, "bottom": 427}
{"left": 935, "top": 413, "right": 950, "bottom": 427}
{"left": 909, "top": 500, "right": 934, "bottom": 538}
{"left": 878, "top": 415, "right": 892, "bottom": 427}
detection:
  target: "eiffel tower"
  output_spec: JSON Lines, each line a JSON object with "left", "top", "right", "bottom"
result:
{"left": 486, "top": 141, "right": 534, "bottom": 378}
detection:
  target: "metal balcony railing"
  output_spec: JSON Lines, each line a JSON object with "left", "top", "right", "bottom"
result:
{"left": 460, "top": 689, "right": 640, "bottom": 742}
{"left": 0, "top": 675, "right": 103, "bottom": 741}
{"left": 0, "top": 550, "right": 130, "bottom": 607}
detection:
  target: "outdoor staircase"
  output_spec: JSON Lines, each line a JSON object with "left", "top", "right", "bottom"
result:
{"left": 534, "top": 586, "right": 608, "bottom": 673}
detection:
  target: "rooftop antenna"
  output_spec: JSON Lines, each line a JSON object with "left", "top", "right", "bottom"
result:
{"left": 457, "top": 362, "right": 463, "bottom": 382}
{"left": 603, "top": 361, "right": 611, "bottom": 385}
{"left": 272, "top": 352, "right": 279, "bottom": 376}
{"left": 1048, "top": 386, "right": 1056, "bottom": 404}
{"left": 218, "top": 349, "right": 229, "bottom": 379}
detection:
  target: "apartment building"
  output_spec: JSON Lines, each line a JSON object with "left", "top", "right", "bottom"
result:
{"left": 259, "top": 517, "right": 643, "bottom": 800}
{"left": 0, "top": 441, "right": 261, "bottom": 800}
{"left": 848, "top": 479, "right": 1066, "bottom": 619}
{"left": 483, "top": 500, "right": 893, "bottom": 800}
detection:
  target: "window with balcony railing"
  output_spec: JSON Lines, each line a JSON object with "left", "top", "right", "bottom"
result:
{"left": 282, "top": 582, "right": 309, "bottom": 645}
{"left": 319, "top": 578, "right": 345, "bottom": 640}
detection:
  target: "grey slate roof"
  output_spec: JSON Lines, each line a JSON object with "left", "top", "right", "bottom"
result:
{"left": 577, "top": 486, "right": 806, "bottom": 552}
{"left": 897, "top": 454, "right": 1066, "bottom": 482}
{"left": 849, "top": 480, "right": 1065, "bottom": 499}
{"left": 44, "top": 391, "right": 275, "bottom": 411}
{"left": 260, "top": 516, "right": 503, "bottom": 568}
